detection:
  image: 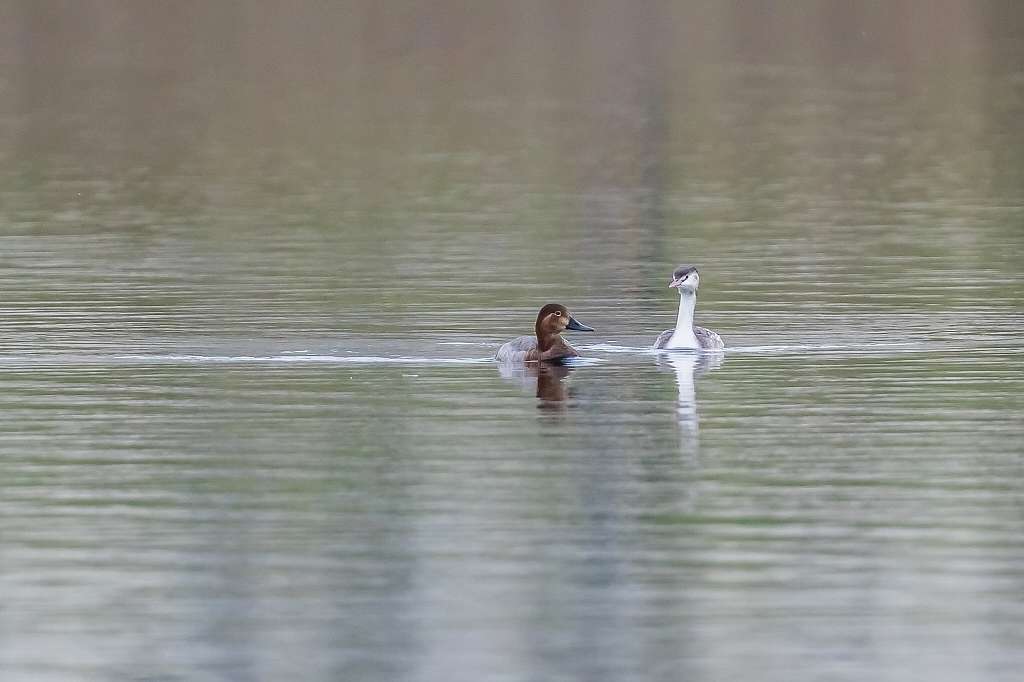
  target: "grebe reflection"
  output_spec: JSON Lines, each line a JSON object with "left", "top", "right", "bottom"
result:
{"left": 637, "top": 351, "right": 724, "bottom": 519}
{"left": 657, "top": 351, "right": 724, "bottom": 440}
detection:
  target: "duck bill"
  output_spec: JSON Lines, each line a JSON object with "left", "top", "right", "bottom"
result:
{"left": 565, "top": 316, "right": 594, "bottom": 332}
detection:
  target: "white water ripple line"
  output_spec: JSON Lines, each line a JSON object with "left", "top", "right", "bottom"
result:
{"left": 577, "top": 341, "right": 1015, "bottom": 355}
{"left": 111, "top": 354, "right": 497, "bottom": 365}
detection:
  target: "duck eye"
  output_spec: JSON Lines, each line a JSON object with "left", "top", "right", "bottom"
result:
{"left": 554, "top": 311, "right": 562, "bottom": 316}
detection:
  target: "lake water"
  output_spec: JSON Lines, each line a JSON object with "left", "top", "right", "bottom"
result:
{"left": 1, "top": 3, "right": 1023, "bottom": 681}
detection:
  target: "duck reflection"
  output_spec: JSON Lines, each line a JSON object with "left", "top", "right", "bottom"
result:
{"left": 498, "top": 362, "right": 574, "bottom": 409}
{"left": 535, "top": 364, "right": 572, "bottom": 405}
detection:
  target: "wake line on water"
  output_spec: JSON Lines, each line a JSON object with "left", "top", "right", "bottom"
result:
{"left": 126, "top": 342, "right": 954, "bottom": 363}
{"left": 0, "top": 354, "right": 496, "bottom": 367}
{"left": 578, "top": 341, "right": 977, "bottom": 355}
{"left": 113, "top": 354, "right": 497, "bottom": 365}
{"left": 111, "top": 354, "right": 604, "bottom": 367}
{"left": 0, "top": 341, "right": 1012, "bottom": 368}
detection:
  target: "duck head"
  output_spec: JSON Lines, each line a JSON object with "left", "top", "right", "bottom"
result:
{"left": 535, "top": 303, "right": 594, "bottom": 349}
{"left": 669, "top": 265, "right": 700, "bottom": 294}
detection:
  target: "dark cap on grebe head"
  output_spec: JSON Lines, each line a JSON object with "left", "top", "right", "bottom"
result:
{"left": 672, "top": 265, "right": 698, "bottom": 281}
{"left": 669, "top": 265, "right": 700, "bottom": 289}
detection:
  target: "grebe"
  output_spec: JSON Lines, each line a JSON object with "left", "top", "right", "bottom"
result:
{"left": 653, "top": 266, "right": 724, "bottom": 351}
{"left": 496, "top": 303, "right": 594, "bottom": 363}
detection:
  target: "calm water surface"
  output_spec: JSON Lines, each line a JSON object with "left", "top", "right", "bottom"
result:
{"left": 1, "top": 4, "right": 1023, "bottom": 681}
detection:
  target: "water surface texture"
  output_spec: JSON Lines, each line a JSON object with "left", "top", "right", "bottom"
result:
{"left": 1, "top": 3, "right": 1023, "bottom": 681}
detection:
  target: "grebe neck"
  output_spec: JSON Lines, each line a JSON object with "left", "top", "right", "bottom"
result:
{"left": 668, "top": 291, "right": 699, "bottom": 349}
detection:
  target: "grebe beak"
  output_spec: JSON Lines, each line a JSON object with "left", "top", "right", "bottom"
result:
{"left": 669, "top": 277, "right": 683, "bottom": 288}
{"left": 565, "top": 316, "right": 594, "bottom": 332}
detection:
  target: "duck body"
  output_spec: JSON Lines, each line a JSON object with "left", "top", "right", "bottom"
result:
{"left": 496, "top": 303, "right": 593, "bottom": 363}
{"left": 495, "top": 334, "right": 581, "bottom": 363}
{"left": 653, "top": 265, "right": 725, "bottom": 351}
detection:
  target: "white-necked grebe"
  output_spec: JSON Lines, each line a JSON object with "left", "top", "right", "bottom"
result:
{"left": 653, "top": 266, "right": 724, "bottom": 351}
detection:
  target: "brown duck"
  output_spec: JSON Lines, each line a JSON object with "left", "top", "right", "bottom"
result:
{"left": 495, "top": 303, "right": 594, "bottom": 363}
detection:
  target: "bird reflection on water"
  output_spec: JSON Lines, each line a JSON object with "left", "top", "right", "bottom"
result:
{"left": 534, "top": 364, "right": 572, "bottom": 408}
{"left": 497, "top": 362, "right": 574, "bottom": 410}
{"left": 641, "top": 351, "right": 724, "bottom": 516}
{"left": 656, "top": 351, "right": 724, "bottom": 447}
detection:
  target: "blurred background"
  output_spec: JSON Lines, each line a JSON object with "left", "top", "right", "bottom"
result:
{"left": 0, "top": 2, "right": 1022, "bottom": 681}
{"left": 1, "top": 0, "right": 1021, "bottom": 344}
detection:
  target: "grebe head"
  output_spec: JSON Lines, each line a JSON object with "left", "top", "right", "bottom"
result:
{"left": 534, "top": 303, "right": 595, "bottom": 339}
{"left": 669, "top": 265, "right": 700, "bottom": 293}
